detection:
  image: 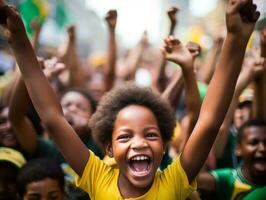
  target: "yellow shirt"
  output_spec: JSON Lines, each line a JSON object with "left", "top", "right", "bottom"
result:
{"left": 77, "top": 151, "right": 196, "bottom": 200}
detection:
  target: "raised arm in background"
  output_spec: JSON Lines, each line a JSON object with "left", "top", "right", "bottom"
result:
{"left": 59, "top": 25, "right": 86, "bottom": 87}
{"left": 104, "top": 10, "right": 117, "bottom": 91}
{"left": 121, "top": 31, "right": 148, "bottom": 81}
{"left": 30, "top": 18, "right": 42, "bottom": 51}
{"left": 163, "top": 0, "right": 260, "bottom": 182}
{"left": 8, "top": 59, "right": 65, "bottom": 154}
{"left": 252, "top": 27, "right": 266, "bottom": 119}
{"left": 0, "top": 2, "right": 89, "bottom": 176}
{"left": 153, "top": 6, "right": 179, "bottom": 93}
{"left": 214, "top": 52, "right": 265, "bottom": 158}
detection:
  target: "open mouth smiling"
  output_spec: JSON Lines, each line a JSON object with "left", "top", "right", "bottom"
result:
{"left": 253, "top": 157, "right": 266, "bottom": 172}
{"left": 128, "top": 155, "right": 152, "bottom": 177}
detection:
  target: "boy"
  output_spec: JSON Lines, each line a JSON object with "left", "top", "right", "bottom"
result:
{"left": 17, "top": 158, "right": 65, "bottom": 200}
{"left": 0, "top": 147, "right": 26, "bottom": 200}
{"left": 0, "top": 0, "right": 260, "bottom": 199}
{"left": 197, "top": 119, "right": 266, "bottom": 199}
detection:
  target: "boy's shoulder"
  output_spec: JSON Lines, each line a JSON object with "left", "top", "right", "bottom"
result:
{"left": 211, "top": 167, "right": 261, "bottom": 200}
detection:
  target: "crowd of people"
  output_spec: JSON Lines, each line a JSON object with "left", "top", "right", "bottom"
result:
{"left": 0, "top": 0, "right": 265, "bottom": 199}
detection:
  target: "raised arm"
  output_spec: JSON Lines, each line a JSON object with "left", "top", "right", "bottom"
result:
{"left": 162, "top": 38, "right": 201, "bottom": 154}
{"left": 197, "top": 32, "right": 224, "bottom": 84}
{"left": 9, "top": 59, "right": 66, "bottom": 155}
{"left": 104, "top": 10, "right": 117, "bottom": 91}
{"left": 59, "top": 25, "right": 86, "bottom": 88}
{"left": 0, "top": 2, "right": 89, "bottom": 176}
{"left": 30, "top": 18, "right": 42, "bottom": 51}
{"left": 252, "top": 28, "right": 266, "bottom": 119}
{"left": 167, "top": 7, "right": 179, "bottom": 36}
{"left": 122, "top": 31, "right": 148, "bottom": 81}
{"left": 154, "top": 7, "right": 179, "bottom": 92}
{"left": 9, "top": 72, "right": 38, "bottom": 154}
{"left": 162, "top": 41, "right": 201, "bottom": 111}
{"left": 179, "top": 0, "right": 260, "bottom": 182}
{"left": 214, "top": 53, "right": 265, "bottom": 158}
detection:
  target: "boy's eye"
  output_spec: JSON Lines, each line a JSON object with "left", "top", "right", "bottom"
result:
{"left": 247, "top": 138, "right": 259, "bottom": 145}
{"left": 117, "top": 134, "right": 131, "bottom": 142}
{"left": 145, "top": 132, "right": 158, "bottom": 139}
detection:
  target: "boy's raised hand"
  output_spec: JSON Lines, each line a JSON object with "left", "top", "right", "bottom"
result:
{"left": 42, "top": 57, "right": 66, "bottom": 81}
{"left": 186, "top": 41, "right": 201, "bottom": 60}
{"left": 67, "top": 25, "right": 76, "bottom": 43}
{"left": 226, "top": 0, "right": 259, "bottom": 38}
{"left": 162, "top": 36, "right": 194, "bottom": 69}
{"left": 0, "top": 1, "right": 25, "bottom": 39}
{"left": 240, "top": 51, "right": 266, "bottom": 83}
{"left": 105, "top": 9, "right": 117, "bottom": 30}
{"left": 167, "top": 7, "right": 179, "bottom": 25}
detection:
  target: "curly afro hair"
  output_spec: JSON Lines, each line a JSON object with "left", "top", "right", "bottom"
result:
{"left": 89, "top": 83, "right": 176, "bottom": 150}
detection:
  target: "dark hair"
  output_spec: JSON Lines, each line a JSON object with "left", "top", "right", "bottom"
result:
{"left": 16, "top": 158, "right": 65, "bottom": 197}
{"left": 237, "top": 118, "right": 266, "bottom": 144}
{"left": 89, "top": 83, "right": 176, "bottom": 150}
{"left": 62, "top": 87, "right": 97, "bottom": 113}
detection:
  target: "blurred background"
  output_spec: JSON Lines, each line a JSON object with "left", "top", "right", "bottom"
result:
{"left": 1, "top": 0, "right": 266, "bottom": 57}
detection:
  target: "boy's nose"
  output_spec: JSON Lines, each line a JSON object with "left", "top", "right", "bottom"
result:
{"left": 131, "top": 138, "right": 148, "bottom": 151}
{"left": 257, "top": 142, "right": 266, "bottom": 153}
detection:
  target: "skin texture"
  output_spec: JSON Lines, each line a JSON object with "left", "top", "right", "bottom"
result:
{"left": 236, "top": 126, "right": 266, "bottom": 185}
{"left": 23, "top": 178, "right": 64, "bottom": 200}
{"left": 109, "top": 105, "right": 164, "bottom": 198}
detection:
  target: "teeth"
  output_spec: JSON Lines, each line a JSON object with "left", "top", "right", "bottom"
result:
{"left": 131, "top": 156, "right": 149, "bottom": 161}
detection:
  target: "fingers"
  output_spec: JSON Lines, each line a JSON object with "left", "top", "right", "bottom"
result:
{"left": 237, "top": 0, "right": 260, "bottom": 23}
{"left": 185, "top": 42, "right": 201, "bottom": 58}
{"left": 167, "top": 6, "right": 179, "bottom": 17}
{"left": 164, "top": 36, "right": 180, "bottom": 47}
{"left": 67, "top": 25, "right": 75, "bottom": 41}
{"left": 105, "top": 10, "right": 117, "bottom": 21}
{"left": 162, "top": 36, "right": 181, "bottom": 54}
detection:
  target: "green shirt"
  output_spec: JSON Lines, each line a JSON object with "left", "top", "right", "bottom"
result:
{"left": 211, "top": 168, "right": 265, "bottom": 200}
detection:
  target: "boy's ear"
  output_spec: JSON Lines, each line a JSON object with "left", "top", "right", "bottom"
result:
{"left": 106, "top": 143, "right": 113, "bottom": 158}
{"left": 235, "top": 144, "right": 242, "bottom": 157}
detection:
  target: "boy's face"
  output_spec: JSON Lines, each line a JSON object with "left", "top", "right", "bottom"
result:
{"left": 0, "top": 164, "right": 17, "bottom": 200}
{"left": 0, "top": 108, "right": 18, "bottom": 148}
{"left": 23, "top": 177, "right": 63, "bottom": 200}
{"left": 61, "top": 91, "right": 92, "bottom": 137}
{"left": 109, "top": 105, "right": 164, "bottom": 193}
{"left": 234, "top": 103, "right": 252, "bottom": 129}
{"left": 237, "top": 126, "right": 266, "bottom": 180}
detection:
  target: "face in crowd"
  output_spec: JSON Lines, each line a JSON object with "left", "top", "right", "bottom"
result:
{"left": 0, "top": 107, "right": 18, "bottom": 148}
{"left": 61, "top": 91, "right": 93, "bottom": 138}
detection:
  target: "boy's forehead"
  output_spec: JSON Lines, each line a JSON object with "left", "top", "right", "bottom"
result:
{"left": 243, "top": 126, "right": 266, "bottom": 137}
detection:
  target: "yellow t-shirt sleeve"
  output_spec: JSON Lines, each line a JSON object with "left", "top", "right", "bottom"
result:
{"left": 76, "top": 151, "right": 114, "bottom": 199}
{"left": 160, "top": 156, "right": 197, "bottom": 199}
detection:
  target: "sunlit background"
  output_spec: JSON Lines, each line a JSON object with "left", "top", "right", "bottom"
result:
{"left": 3, "top": 0, "right": 266, "bottom": 57}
